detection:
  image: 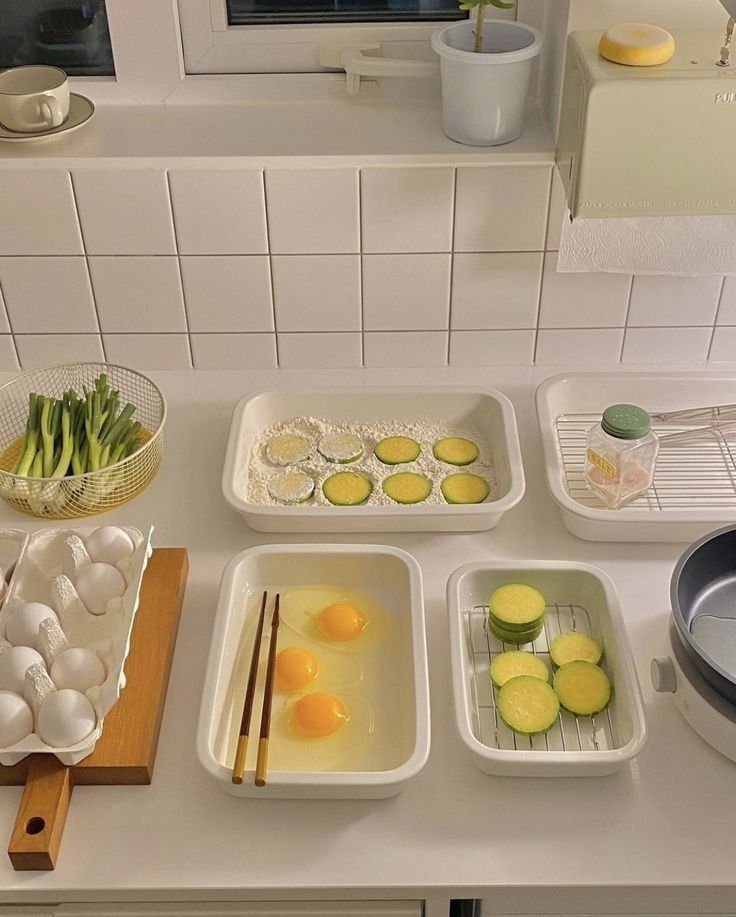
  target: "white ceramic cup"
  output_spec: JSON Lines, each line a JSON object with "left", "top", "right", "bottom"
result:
{"left": 0, "top": 66, "right": 70, "bottom": 134}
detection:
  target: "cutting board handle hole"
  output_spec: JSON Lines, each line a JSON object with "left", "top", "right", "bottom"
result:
{"left": 25, "top": 818, "right": 45, "bottom": 836}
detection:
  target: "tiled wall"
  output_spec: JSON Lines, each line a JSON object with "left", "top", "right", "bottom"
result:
{"left": 0, "top": 165, "right": 734, "bottom": 371}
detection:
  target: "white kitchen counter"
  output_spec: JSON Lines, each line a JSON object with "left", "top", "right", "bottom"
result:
{"left": 1, "top": 364, "right": 735, "bottom": 914}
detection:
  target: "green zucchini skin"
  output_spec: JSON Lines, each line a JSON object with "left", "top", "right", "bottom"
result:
{"left": 433, "top": 436, "right": 479, "bottom": 466}
{"left": 553, "top": 661, "right": 612, "bottom": 716}
{"left": 489, "top": 583, "right": 546, "bottom": 626}
{"left": 381, "top": 472, "right": 432, "bottom": 504}
{"left": 440, "top": 473, "right": 489, "bottom": 504}
{"left": 374, "top": 436, "right": 421, "bottom": 465}
{"left": 488, "top": 618, "right": 544, "bottom": 645}
{"left": 322, "top": 471, "right": 373, "bottom": 506}
{"left": 497, "top": 675, "right": 560, "bottom": 736}
{"left": 549, "top": 631, "right": 603, "bottom": 667}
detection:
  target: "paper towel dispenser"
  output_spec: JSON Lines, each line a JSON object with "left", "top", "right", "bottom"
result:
{"left": 557, "top": 30, "right": 736, "bottom": 219}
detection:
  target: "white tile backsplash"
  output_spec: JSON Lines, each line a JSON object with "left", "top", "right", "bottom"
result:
{"left": 0, "top": 337, "right": 18, "bottom": 370}
{"left": 180, "top": 256, "right": 273, "bottom": 332}
{"left": 0, "top": 172, "right": 82, "bottom": 256}
{"left": 169, "top": 170, "right": 268, "bottom": 255}
{"left": 89, "top": 257, "right": 187, "bottom": 333}
{"left": 454, "top": 166, "right": 551, "bottom": 252}
{"left": 361, "top": 168, "right": 454, "bottom": 254}
{"left": 363, "top": 254, "right": 450, "bottom": 330}
{"left": 72, "top": 170, "right": 176, "bottom": 255}
{"left": 15, "top": 334, "right": 104, "bottom": 369}
{"left": 2, "top": 161, "right": 734, "bottom": 371}
{"left": 190, "top": 333, "right": 278, "bottom": 370}
{"left": 622, "top": 326, "right": 713, "bottom": 364}
{"left": 0, "top": 257, "right": 97, "bottom": 334}
{"left": 266, "top": 170, "right": 359, "bottom": 254}
{"left": 103, "top": 333, "right": 192, "bottom": 370}
{"left": 363, "top": 331, "right": 448, "bottom": 368}
{"left": 451, "top": 252, "right": 542, "bottom": 330}
{"left": 535, "top": 328, "right": 624, "bottom": 364}
{"left": 627, "top": 275, "right": 723, "bottom": 327}
{"left": 450, "top": 330, "right": 535, "bottom": 366}
{"left": 272, "top": 255, "right": 360, "bottom": 332}
{"left": 277, "top": 332, "right": 362, "bottom": 369}
{"left": 539, "top": 254, "right": 631, "bottom": 328}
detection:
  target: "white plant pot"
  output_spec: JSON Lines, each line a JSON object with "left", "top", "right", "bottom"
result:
{"left": 431, "top": 19, "right": 543, "bottom": 146}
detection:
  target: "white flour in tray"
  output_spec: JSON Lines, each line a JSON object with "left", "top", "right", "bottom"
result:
{"left": 244, "top": 417, "right": 497, "bottom": 506}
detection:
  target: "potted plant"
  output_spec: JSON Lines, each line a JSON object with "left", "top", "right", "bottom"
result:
{"left": 431, "top": 0, "right": 543, "bottom": 146}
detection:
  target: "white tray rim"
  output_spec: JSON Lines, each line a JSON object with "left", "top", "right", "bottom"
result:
{"left": 197, "top": 542, "right": 431, "bottom": 792}
{"left": 446, "top": 559, "right": 648, "bottom": 771}
{"left": 221, "top": 385, "right": 525, "bottom": 520}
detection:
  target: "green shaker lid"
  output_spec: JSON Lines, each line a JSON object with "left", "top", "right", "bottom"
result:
{"left": 601, "top": 403, "right": 651, "bottom": 439}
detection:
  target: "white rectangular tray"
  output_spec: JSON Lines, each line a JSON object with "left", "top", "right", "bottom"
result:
{"left": 197, "top": 543, "right": 430, "bottom": 798}
{"left": 447, "top": 561, "right": 647, "bottom": 777}
{"left": 537, "top": 371, "right": 736, "bottom": 542}
{"left": 222, "top": 387, "right": 524, "bottom": 532}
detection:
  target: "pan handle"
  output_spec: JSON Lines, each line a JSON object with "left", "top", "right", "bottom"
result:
{"left": 8, "top": 755, "right": 73, "bottom": 871}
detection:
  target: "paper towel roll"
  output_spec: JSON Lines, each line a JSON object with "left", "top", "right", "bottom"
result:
{"left": 557, "top": 207, "right": 736, "bottom": 276}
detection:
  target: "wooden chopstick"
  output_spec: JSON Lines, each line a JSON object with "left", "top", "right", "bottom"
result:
{"left": 232, "top": 590, "right": 268, "bottom": 785}
{"left": 255, "top": 594, "right": 280, "bottom": 788}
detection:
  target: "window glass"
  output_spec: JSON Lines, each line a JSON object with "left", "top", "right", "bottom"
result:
{"left": 227, "top": 0, "right": 464, "bottom": 25}
{"left": 0, "top": 1, "right": 114, "bottom": 76}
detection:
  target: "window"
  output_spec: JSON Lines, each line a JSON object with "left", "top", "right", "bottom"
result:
{"left": 0, "top": 0, "right": 114, "bottom": 76}
{"left": 178, "top": 0, "right": 476, "bottom": 74}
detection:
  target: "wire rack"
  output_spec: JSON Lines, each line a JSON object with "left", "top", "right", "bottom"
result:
{"left": 464, "top": 601, "right": 617, "bottom": 753}
{"left": 556, "top": 412, "right": 736, "bottom": 512}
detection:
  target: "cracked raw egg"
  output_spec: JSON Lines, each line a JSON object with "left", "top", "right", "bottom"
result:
{"left": 317, "top": 602, "right": 367, "bottom": 641}
{"left": 280, "top": 586, "right": 391, "bottom": 653}
{"left": 275, "top": 646, "right": 320, "bottom": 692}
{"left": 292, "top": 692, "right": 348, "bottom": 738}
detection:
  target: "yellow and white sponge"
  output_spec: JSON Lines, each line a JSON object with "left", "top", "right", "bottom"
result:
{"left": 599, "top": 23, "right": 675, "bottom": 67}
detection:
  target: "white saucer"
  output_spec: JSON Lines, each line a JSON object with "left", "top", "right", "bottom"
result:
{"left": 0, "top": 93, "right": 95, "bottom": 142}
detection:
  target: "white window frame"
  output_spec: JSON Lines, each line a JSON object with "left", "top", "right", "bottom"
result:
{"left": 177, "top": 0, "right": 471, "bottom": 73}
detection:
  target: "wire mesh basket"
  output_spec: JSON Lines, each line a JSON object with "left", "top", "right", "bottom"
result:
{"left": 0, "top": 363, "right": 166, "bottom": 519}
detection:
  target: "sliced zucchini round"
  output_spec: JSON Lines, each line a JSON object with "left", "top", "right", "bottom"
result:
{"left": 497, "top": 675, "right": 560, "bottom": 736}
{"left": 488, "top": 619, "right": 544, "bottom": 646}
{"left": 374, "top": 436, "right": 421, "bottom": 465}
{"left": 440, "top": 473, "right": 489, "bottom": 505}
{"left": 267, "top": 471, "right": 315, "bottom": 504}
{"left": 490, "top": 650, "right": 549, "bottom": 688}
{"left": 433, "top": 436, "right": 479, "bottom": 466}
{"left": 382, "top": 472, "right": 432, "bottom": 505}
{"left": 489, "top": 583, "right": 546, "bottom": 627}
{"left": 318, "top": 432, "right": 364, "bottom": 463}
{"left": 265, "top": 433, "right": 313, "bottom": 466}
{"left": 322, "top": 471, "right": 373, "bottom": 506}
{"left": 550, "top": 631, "right": 603, "bottom": 668}
{"left": 553, "top": 661, "right": 611, "bottom": 716}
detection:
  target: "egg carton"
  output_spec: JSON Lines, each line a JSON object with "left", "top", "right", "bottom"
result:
{"left": 0, "top": 524, "right": 153, "bottom": 767}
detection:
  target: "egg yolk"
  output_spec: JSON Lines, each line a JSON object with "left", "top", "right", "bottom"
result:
{"left": 292, "top": 692, "right": 348, "bottom": 738}
{"left": 317, "top": 602, "right": 367, "bottom": 641}
{"left": 275, "top": 647, "right": 319, "bottom": 691}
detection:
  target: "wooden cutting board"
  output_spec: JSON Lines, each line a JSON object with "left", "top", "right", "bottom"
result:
{"left": 0, "top": 547, "right": 189, "bottom": 870}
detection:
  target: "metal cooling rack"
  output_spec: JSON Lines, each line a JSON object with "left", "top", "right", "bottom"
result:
{"left": 465, "top": 602, "right": 616, "bottom": 753}
{"left": 556, "top": 412, "right": 736, "bottom": 512}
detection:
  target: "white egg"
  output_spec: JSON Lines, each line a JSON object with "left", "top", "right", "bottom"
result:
{"left": 85, "top": 526, "right": 135, "bottom": 566}
{"left": 0, "top": 691, "right": 33, "bottom": 748}
{"left": 0, "top": 646, "right": 45, "bottom": 694}
{"left": 37, "top": 689, "right": 97, "bottom": 748}
{"left": 51, "top": 647, "right": 105, "bottom": 693}
{"left": 5, "top": 602, "right": 59, "bottom": 650}
{"left": 75, "top": 562, "right": 126, "bottom": 616}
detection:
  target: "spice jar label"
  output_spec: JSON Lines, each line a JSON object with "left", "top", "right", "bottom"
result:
{"left": 586, "top": 449, "right": 615, "bottom": 478}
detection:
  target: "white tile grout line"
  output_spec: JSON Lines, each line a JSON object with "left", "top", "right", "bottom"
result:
{"left": 0, "top": 270, "right": 20, "bottom": 370}
{"left": 446, "top": 167, "right": 458, "bottom": 365}
{"left": 707, "top": 275, "right": 729, "bottom": 362}
{"left": 261, "top": 170, "right": 279, "bottom": 369}
{"left": 618, "top": 274, "right": 636, "bottom": 363}
{"left": 164, "top": 171, "right": 194, "bottom": 369}
{"left": 358, "top": 169, "right": 365, "bottom": 367}
{"left": 531, "top": 168, "right": 555, "bottom": 364}
{"left": 68, "top": 170, "right": 107, "bottom": 363}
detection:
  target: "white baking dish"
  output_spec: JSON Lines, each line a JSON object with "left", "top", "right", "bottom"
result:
{"left": 197, "top": 543, "right": 430, "bottom": 798}
{"left": 222, "top": 387, "right": 524, "bottom": 532}
{"left": 447, "top": 561, "right": 647, "bottom": 777}
{"left": 537, "top": 372, "right": 736, "bottom": 542}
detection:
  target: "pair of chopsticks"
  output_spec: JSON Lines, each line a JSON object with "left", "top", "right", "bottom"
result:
{"left": 232, "top": 590, "right": 280, "bottom": 787}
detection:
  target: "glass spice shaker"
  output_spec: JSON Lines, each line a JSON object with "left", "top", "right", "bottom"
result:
{"left": 584, "top": 403, "right": 659, "bottom": 509}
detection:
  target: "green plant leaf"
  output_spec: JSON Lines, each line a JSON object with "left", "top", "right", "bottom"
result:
{"left": 458, "top": 1, "right": 479, "bottom": 7}
{"left": 486, "top": 0, "right": 515, "bottom": 6}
